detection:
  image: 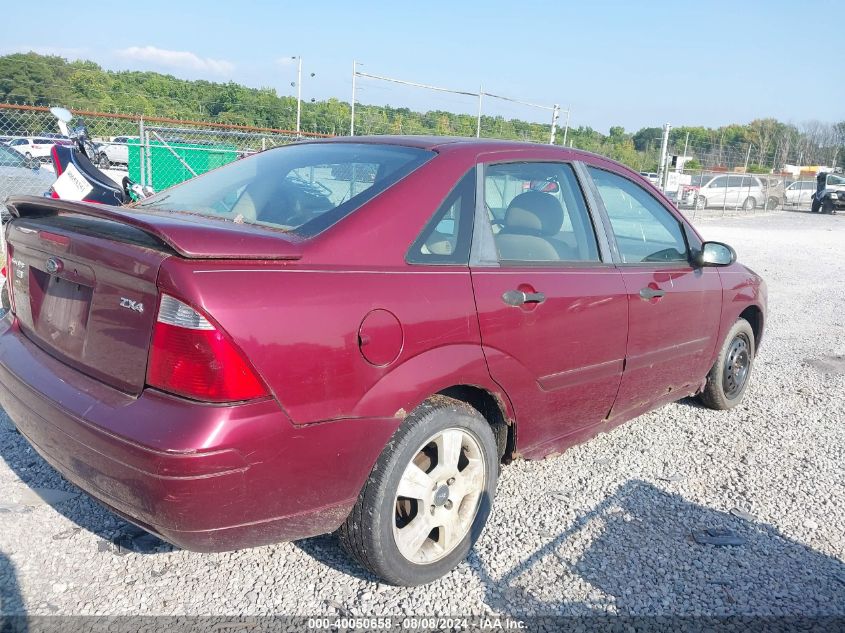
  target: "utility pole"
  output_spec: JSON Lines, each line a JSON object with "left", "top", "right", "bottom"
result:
{"left": 350, "top": 60, "right": 358, "bottom": 136}
{"left": 549, "top": 104, "right": 560, "bottom": 145}
{"left": 295, "top": 56, "right": 303, "bottom": 136}
{"left": 476, "top": 85, "right": 483, "bottom": 138}
{"left": 562, "top": 105, "right": 570, "bottom": 147}
{"left": 744, "top": 143, "right": 752, "bottom": 171}
{"left": 657, "top": 122, "right": 671, "bottom": 191}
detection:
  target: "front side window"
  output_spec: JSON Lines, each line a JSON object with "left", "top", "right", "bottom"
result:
{"left": 135, "top": 143, "right": 433, "bottom": 236}
{"left": 587, "top": 167, "right": 688, "bottom": 264}
{"left": 483, "top": 162, "right": 599, "bottom": 263}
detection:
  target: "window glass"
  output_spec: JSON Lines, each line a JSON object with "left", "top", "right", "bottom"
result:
{"left": 484, "top": 162, "right": 599, "bottom": 263}
{"left": 726, "top": 176, "right": 743, "bottom": 187}
{"left": 407, "top": 169, "right": 475, "bottom": 264}
{"left": 708, "top": 177, "right": 726, "bottom": 188}
{"left": 587, "top": 167, "right": 689, "bottom": 264}
{"left": 0, "top": 144, "right": 26, "bottom": 167}
{"left": 136, "top": 143, "right": 433, "bottom": 236}
{"left": 828, "top": 174, "right": 845, "bottom": 185}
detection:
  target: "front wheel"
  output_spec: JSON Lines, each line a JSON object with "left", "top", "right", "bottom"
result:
{"left": 698, "top": 318, "right": 756, "bottom": 410}
{"left": 822, "top": 199, "right": 835, "bottom": 214}
{"left": 97, "top": 153, "right": 110, "bottom": 169}
{"left": 695, "top": 195, "right": 707, "bottom": 210}
{"left": 742, "top": 196, "right": 756, "bottom": 211}
{"left": 811, "top": 198, "right": 821, "bottom": 213}
{"left": 766, "top": 197, "right": 780, "bottom": 210}
{"left": 338, "top": 397, "right": 499, "bottom": 586}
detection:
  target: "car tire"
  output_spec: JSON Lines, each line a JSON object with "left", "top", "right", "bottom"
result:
{"left": 811, "top": 198, "right": 821, "bottom": 213}
{"left": 695, "top": 195, "right": 707, "bottom": 210}
{"left": 766, "top": 197, "right": 779, "bottom": 210}
{"left": 822, "top": 199, "right": 834, "bottom": 214}
{"left": 338, "top": 396, "right": 499, "bottom": 586}
{"left": 698, "top": 318, "right": 756, "bottom": 411}
{"left": 98, "top": 153, "right": 110, "bottom": 169}
{"left": 24, "top": 152, "right": 33, "bottom": 161}
{"left": 742, "top": 196, "right": 756, "bottom": 211}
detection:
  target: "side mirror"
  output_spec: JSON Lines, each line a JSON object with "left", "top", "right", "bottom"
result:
{"left": 49, "top": 106, "right": 73, "bottom": 123}
{"left": 696, "top": 241, "right": 736, "bottom": 267}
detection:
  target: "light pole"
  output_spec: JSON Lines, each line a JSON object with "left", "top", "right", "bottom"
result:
{"left": 289, "top": 56, "right": 316, "bottom": 137}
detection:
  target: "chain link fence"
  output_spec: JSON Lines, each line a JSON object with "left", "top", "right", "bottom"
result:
{"left": 0, "top": 103, "right": 330, "bottom": 214}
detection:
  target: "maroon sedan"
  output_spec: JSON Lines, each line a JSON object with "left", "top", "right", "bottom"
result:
{"left": 0, "top": 137, "right": 766, "bottom": 585}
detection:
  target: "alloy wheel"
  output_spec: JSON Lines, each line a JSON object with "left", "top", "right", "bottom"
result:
{"left": 393, "top": 428, "right": 486, "bottom": 564}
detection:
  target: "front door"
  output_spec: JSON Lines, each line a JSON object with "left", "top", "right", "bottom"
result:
{"left": 470, "top": 160, "right": 628, "bottom": 454}
{"left": 585, "top": 166, "right": 723, "bottom": 420}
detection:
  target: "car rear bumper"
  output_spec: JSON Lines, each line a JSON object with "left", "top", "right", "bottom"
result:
{"left": 0, "top": 315, "right": 400, "bottom": 551}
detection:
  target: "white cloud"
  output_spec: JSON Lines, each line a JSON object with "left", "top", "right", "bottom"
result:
{"left": 116, "top": 46, "right": 234, "bottom": 75}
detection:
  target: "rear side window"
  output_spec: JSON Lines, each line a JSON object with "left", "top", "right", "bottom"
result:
{"left": 484, "top": 162, "right": 600, "bottom": 263}
{"left": 407, "top": 169, "right": 475, "bottom": 265}
{"left": 588, "top": 167, "right": 688, "bottom": 264}
{"left": 135, "top": 143, "right": 434, "bottom": 237}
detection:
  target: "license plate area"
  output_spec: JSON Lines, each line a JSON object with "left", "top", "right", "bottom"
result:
{"left": 30, "top": 268, "right": 93, "bottom": 357}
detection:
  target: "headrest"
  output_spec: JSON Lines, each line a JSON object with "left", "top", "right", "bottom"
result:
{"left": 504, "top": 191, "right": 564, "bottom": 236}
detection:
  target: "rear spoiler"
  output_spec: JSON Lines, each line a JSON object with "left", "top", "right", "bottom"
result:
{"left": 5, "top": 195, "right": 304, "bottom": 260}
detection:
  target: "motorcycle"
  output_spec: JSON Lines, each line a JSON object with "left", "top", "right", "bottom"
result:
{"left": 47, "top": 106, "right": 153, "bottom": 205}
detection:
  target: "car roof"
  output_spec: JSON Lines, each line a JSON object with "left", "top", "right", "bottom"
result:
{"left": 303, "top": 134, "right": 607, "bottom": 161}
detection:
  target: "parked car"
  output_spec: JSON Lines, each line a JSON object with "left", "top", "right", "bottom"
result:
{"left": 94, "top": 136, "right": 136, "bottom": 168}
{"left": 639, "top": 171, "right": 659, "bottom": 185}
{"left": 0, "top": 142, "right": 52, "bottom": 222}
{"left": 0, "top": 137, "right": 766, "bottom": 586}
{"left": 784, "top": 180, "right": 817, "bottom": 207}
{"left": 6, "top": 137, "right": 58, "bottom": 161}
{"left": 680, "top": 174, "right": 765, "bottom": 210}
{"left": 811, "top": 172, "right": 845, "bottom": 214}
{"left": 756, "top": 176, "right": 784, "bottom": 209}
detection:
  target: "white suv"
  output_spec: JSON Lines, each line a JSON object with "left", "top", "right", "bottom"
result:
{"left": 681, "top": 174, "right": 765, "bottom": 210}
{"left": 6, "top": 137, "right": 56, "bottom": 160}
{"left": 94, "top": 136, "right": 136, "bottom": 167}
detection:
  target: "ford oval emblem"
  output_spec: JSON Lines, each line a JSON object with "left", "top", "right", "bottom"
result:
{"left": 46, "top": 257, "right": 63, "bottom": 274}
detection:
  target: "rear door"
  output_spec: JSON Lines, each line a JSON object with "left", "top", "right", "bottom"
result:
{"left": 470, "top": 160, "right": 628, "bottom": 453}
{"left": 585, "top": 165, "right": 722, "bottom": 420}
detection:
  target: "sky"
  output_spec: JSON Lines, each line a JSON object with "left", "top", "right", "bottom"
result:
{"left": 3, "top": 0, "right": 843, "bottom": 134}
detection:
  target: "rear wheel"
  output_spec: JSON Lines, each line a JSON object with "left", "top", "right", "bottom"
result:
{"left": 811, "top": 198, "right": 821, "bottom": 213}
{"left": 698, "top": 318, "right": 755, "bottom": 410}
{"left": 98, "top": 153, "right": 110, "bottom": 169}
{"left": 338, "top": 397, "right": 498, "bottom": 586}
{"left": 822, "top": 199, "right": 835, "bottom": 214}
{"left": 766, "top": 197, "right": 780, "bottom": 210}
{"left": 742, "top": 196, "right": 756, "bottom": 211}
{"left": 695, "top": 195, "right": 707, "bottom": 210}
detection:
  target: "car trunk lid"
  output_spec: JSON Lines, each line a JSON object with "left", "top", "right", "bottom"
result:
{"left": 4, "top": 196, "right": 303, "bottom": 395}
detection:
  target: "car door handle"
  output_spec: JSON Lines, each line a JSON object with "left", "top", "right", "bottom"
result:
{"left": 502, "top": 289, "right": 546, "bottom": 306}
{"left": 639, "top": 287, "right": 666, "bottom": 300}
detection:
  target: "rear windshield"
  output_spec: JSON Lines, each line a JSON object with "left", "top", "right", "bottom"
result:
{"left": 135, "top": 142, "right": 434, "bottom": 236}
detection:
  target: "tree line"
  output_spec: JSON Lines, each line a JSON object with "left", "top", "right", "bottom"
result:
{"left": 1, "top": 52, "right": 842, "bottom": 173}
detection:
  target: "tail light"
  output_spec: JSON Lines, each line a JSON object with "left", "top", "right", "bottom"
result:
{"left": 146, "top": 294, "right": 268, "bottom": 403}
{"left": 5, "top": 243, "right": 15, "bottom": 314}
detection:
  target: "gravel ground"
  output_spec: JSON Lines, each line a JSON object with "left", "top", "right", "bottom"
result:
{"left": 0, "top": 209, "right": 843, "bottom": 619}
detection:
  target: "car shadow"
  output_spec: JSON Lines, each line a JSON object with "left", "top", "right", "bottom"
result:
{"left": 0, "top": 413, "right": 171, "bottom": 555}
{"left": 300, "top": 479, "right": 845, "bottom": 622}
{"left": 471, "top": 479, "right": 845, "bottom": 618}
{"left": 0, "top": 551, "right": 26, "bottom": 628}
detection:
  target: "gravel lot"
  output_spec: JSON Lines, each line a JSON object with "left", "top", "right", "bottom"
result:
{"left": 0, "top": 209, "right": 843, "bottom": 620}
